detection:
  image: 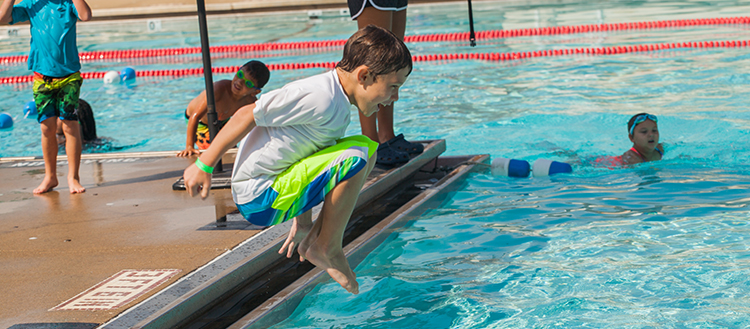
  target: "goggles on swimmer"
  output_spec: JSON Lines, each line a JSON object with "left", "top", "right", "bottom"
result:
{"left": 236, "top": 69, "right": 261, "bottom": 92}
{"left": 629, "top": 113, "right": 657, "bottom": 135}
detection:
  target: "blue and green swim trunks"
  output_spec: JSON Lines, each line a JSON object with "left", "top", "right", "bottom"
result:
{"left": 32, "top": 72, "right": 83, "bottom": 123}
{"left": 236, "top": 135, "right": 378, "bottom": 227}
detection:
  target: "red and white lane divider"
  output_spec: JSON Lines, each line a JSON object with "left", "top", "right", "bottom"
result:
{"left": 1, "top": 16, "right": 749, "bottom": 64}
{"left": 1, "top": 39, "right": 748, "bottom": 85}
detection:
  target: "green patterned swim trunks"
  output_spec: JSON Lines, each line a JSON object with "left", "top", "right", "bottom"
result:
{"left": 33, "top": 72, "right": 83, "bottom": 123}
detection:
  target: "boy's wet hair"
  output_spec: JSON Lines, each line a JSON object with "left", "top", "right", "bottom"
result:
{"left": 337, "top": 25, "right": 413, "bottom": 77}
{"left": 77, "top": 99, "right": 97, "bottom": 142}
{"left": 241, "top": 60, "right": 271, "bottom": 88}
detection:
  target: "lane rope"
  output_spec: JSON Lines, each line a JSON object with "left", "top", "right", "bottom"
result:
{"left": 1, "top": 16, "right": 749, "bottom": 64}
{"left": 1, "top": 39, "right": 748, "bottom": 85}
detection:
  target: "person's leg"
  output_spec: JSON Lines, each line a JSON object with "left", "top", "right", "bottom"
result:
{"left": 33, "top": 117, "right": 59, "bottom": 194}
{"left": 58, "top": 74, "right": 85, "bottom": 193}
{"left": 61, "top": 119, "right": 85, "bottom": 193}
{"left": 375, "top": 9, "right": 407, "bottom": 142}
{"left": 376, "top": 9, "right": 407, "bottom": 141}
{"left": 355, "top": 7, "right": 393, "bottom": 143}
{"left": 278, "top": 209, "right": 313, "bottom": 261}
{"left": 298, "top": 152, "right": 377, "bottom": 294}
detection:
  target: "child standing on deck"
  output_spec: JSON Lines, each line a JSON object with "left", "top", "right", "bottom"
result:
{"left": 0, "top": 0, "right": 92, "bottom": 194}
{"left": 177, "top": 60, "right": 270, "bottom": 157}
{"left": 183, "top": 25, "right": 412, "bottom": 294}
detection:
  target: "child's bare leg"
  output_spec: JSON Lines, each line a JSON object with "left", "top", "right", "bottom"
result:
{"left": 297, "top": 208, "right": 323, "bottom": 261}
{"left": 279, "top": 210, "right": 313, "bottom": 261}
{"left": 62, "top": 120, "right": 85, "bottom": 194}
{"left": 33, "top": 118, "right": 59, "bottom": 194}
{"left": 299, "top": 153, "right": 376, "bottom": 294}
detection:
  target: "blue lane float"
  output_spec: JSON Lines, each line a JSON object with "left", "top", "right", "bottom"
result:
{"left": 532, "top": 159, "right": 573, "bottom": 177}
{"left": 23, "top": 101, "right": 36, "bottom": 118}
{"left": 120, "top": 67, "right": 136, "bottom": 82}
{"left": 491, "top": 158, "right": 573, "bottom": 177}
{"left": 491, "top": 157, "right": 531, "bottom": 177}
{"left": 0, "top": 112, "right": 13, "bottom": 128}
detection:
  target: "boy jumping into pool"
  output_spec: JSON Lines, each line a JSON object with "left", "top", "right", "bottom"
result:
{"left": 1, "top": 0, "right": 92, "bottom": 194}
{"left": 177, "top": 60, "right": 270, "bottom": 157}
{"left": 183, "top": 25, "right": 412, "bottom": 294}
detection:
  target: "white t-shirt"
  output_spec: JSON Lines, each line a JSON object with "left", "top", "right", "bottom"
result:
{"left": 232, "top": 69, "right": 353, "bottom": 204}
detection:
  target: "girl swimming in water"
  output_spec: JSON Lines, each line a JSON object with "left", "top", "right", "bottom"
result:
{"left": 620, "top": 113, "right": 663, "bottom": 165}
{"left": 597, "top": 113, "right": 664, "bottom": 166}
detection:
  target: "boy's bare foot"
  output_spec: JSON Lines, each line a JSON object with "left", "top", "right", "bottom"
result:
{"left": 68, "top": 177, "right": 86, "bottom": 194}
{"left": 33, "top": 176, "right": 58, "bottom": 194}
{"left": 302, "top": 242, "right": 359, "bottom": 294}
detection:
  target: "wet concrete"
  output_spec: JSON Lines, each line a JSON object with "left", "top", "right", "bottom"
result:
{"left": 0, "top": 155, "right": 255, "bottom": 327}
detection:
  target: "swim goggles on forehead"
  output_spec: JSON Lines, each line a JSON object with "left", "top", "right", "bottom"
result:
{"left": 236, "top": 69, "right": 261, "bottom": 92}
{"left": 629, "top": 113, "right": 658, "bottom": 135}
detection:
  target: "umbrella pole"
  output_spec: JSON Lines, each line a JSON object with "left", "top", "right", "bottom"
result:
{"left": 196, "top": 0, "right": 222, "bottom": 172}
{"left": 468, "top": 0, "right": 476, "bottom": 47}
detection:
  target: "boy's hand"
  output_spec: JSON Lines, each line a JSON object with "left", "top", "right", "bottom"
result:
{"left": 176, "top": 147, "right": 200, "bottom": 158}
{"left": 184, "top": 163, "right": 212, "bottom": 199}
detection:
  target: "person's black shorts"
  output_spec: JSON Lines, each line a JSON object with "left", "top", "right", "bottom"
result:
{"left": 348, "top": 0, "right": 408, "bottom": 19}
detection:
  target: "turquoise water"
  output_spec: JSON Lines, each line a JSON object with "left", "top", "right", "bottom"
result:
{"left": 273, "top": 168, "right": 750, "bottom": 328}
{"left": 2, "top": 0, "right": 750, "bottom": 157}
{"left": 2, "top": 0, "right": 750, "bottom": 325}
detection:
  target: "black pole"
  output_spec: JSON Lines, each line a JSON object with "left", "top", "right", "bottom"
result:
{"left": 196, "top": 0, "right": 222, "bottom": 172}
{"left": 467, "top": 0, "right": 476, "bottom": 47}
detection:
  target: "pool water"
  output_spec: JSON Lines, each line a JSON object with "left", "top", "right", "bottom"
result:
{"left": 2, "top": 0, "right": 750, "bottom": 158}
{"left": 273, "top": 168, "right": 750, "bottom": 328}
{"left": 2, "top": 0, "right": 750, "bottom": 326}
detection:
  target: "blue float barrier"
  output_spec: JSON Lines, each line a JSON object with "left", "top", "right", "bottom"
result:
{"left": 491, "top": 157, "right": 531, "bottom": 177}
{"left": 532, "top": 159, "right": 573, "bottom": 177}
{"left": 0, "top": 112, "right": 14, "bottom": 128}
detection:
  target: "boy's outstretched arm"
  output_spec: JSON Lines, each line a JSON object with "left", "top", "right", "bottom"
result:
{"left": 177, "top": 91, "right": 208, "bottom": 157}
{"left": 184, "top": 103, "right": 257, "bottom": 199}
{"left": 0, "top": 0, "right": 16, "bottom": 25}
{"left": 72, "top": 0, "right": 91, "bottom": 21}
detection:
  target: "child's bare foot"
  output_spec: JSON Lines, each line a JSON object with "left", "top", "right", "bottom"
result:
{"left": 33, "top": 176, "right": 58, "bottom": 194}
{"left": 68, "top": 177, "right": 86, "bottom": 194}
{"left": 302, "top": 242, "right": 359, "bottom": 294}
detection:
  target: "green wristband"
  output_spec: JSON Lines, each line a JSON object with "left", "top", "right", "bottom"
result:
{"left": 195, "top": 158, "right": 214, "bottom": 174}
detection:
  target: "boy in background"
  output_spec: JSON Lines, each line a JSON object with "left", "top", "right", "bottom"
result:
{"left": 0, "top": 0, "right": 92, "bottom": 194}
{"left": 177, "top": 60, "right": 269, "bottom": 157}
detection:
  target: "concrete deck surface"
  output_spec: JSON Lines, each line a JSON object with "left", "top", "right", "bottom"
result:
{"left": 1, "top": 154, "right": 247, "bottom": 327}
{"left": 0, "top": 139, "right": 445, "bottom": 328}
{"left": 84, "top": 0, "right": 457, "bottom": 19}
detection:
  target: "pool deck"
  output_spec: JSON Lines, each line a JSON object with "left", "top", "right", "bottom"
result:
{"left": 84, "top": 0, "right": 459, "bottom": 20}
{"left": 0, "top": 140, "right": 452, "bottom": 328}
